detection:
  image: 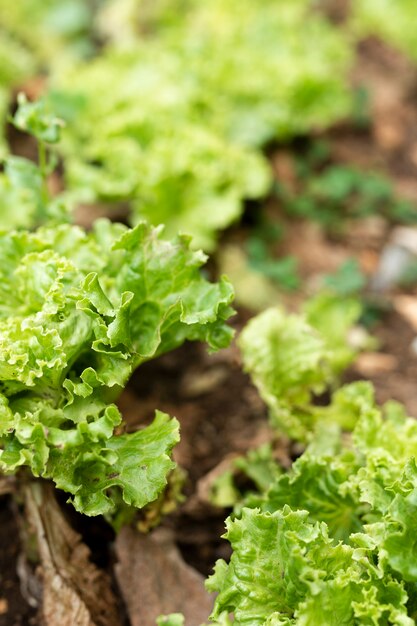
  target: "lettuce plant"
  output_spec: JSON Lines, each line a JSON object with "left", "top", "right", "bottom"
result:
{"left": 48, "top": 47, "right": 270, "bottom": 251}
{"left": 0, "top": 156, "right": 67, "bottom": 231}
{"left": 160, "top": 383, "right": 417, "bottom": 624}
{"left": 0, "top": 219, "right": 234, "bottom": 515}
{"left": 96, "top": 0, "right": 353, "bottom": 145}
{"left": 238, "top": 294, "right": 362, "bottom": 440}
{"left": 208, "top": 387, "right": 417, "bottom": 625}
{"left": 163, "top": 0, "right": 352, "bottom": 147}
{"left": 203, "top": 302, "right": 417, "bottom": 624}
{"left": 47, "top": 0, "right": 352, "bottom": 249}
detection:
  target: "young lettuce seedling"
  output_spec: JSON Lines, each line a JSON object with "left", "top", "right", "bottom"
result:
{"left": 0, "top": 92, "right": 68, "bottom": 230}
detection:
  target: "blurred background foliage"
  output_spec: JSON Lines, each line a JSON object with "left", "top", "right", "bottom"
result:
{"left": 0, "top": 0, "right": 417, "bottom": 292}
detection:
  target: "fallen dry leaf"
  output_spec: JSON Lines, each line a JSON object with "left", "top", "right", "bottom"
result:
{"left": 24, "top": 483, "right": 121, "bottom": 626}
{"left": 115, "top": 527, "right": 213, "bottom": 626}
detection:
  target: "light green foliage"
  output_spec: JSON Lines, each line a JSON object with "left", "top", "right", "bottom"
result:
{"left": 187, "top": 0, "right": 352, "bottom": 146}
{"left": 0, "top": 31, "right": 34, "bottom": 90}
{"left": 208, "top": 507, "right": 413, "bottom": 625}
{"left": 49, "top": 46, "right": 270, "bottom": 251}
{"left": 12, "top": 93, "right": 64, "bottom": 145}
{"left": 238, "top": 296, "right": 361, "bottom": 439}
{"left": 209, "top": 471, "right": 241, "bottom": 509}
{"left": 208, "top": 388, "right": 417, "bottom": 624}
{"left": 352, "top": 0, "right": 417, "bottom": 61}
{"left": 234, "top": 444, "right": 283, "bottom": 495}
{"left": 0, "top": 0, "right": 97, "bottom": 65}
{"left": 97, "top": 0, "right": 353, "bottom": 145}
{"left": 0, "top": 156, "right": 69, "bottom": 231}
{"left": 259, "top": 449, "right": 364, "bottom": 543}
{"left": 49, "top": 0, "right": 352, "bottom": 249}
{"left": 0, "top": 0, "right": 98, "bottom": 154}
{"left": 0, "top": 158, "right": 45, "bottom": 230}
{"left": 0, "top": 220, "right": 234, "bottom": 514}
{"left": 96, "top": 0, "right": 192, "bottom": 42}
{"left": 212, "top": 444, "right": 283, "bottom": 510}
{"left": 303, "top": 292, "right": 362, "bottom": 372}
{"left": 239, "top": 307, "right": 330, "bottom": 412}
{"left": 0, "top": 95, "right": 69, "bottom": 231}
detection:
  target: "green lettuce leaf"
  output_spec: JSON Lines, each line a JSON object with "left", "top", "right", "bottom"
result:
{"left": 238, "top": 299, "right": 361, "bottom": 440}
{"left": 0, "top": 220, "right": 234, "bottom": 514}
{"left": 260, "top": 452, "right": 364, "bottom": 543}
{"left": 208, "top": 507, "right": 412, "bottom": 626}
{"left": 208, "top": 381, "right": 417, "bottom": 624}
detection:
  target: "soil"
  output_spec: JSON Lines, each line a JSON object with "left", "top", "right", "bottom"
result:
{"left": 3, "top": 28, "right": 417, "bottom": 626}
{"left": 0, "top": 499, "right": 37, "bottom": 626}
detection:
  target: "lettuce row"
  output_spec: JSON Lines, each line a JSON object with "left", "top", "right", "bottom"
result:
{"left": 238, "top": 295, "right": 362, "bottom": 440}
{"left": 95, "top": 0, "right": 353, "bottom": 146}
{"left": 48, "top": 0, "right": 352, "bottom": 249}
{"left": 208, "top": 386, "right": 417, "bottom": 625}
{"left": 0, "top": 220, "right": 234, "bottom": 515}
